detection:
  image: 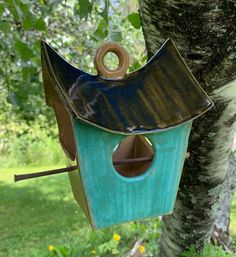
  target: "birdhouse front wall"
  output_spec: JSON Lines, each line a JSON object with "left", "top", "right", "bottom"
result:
{"left": 71, "top": 119, "right": 192, "bottom": 229}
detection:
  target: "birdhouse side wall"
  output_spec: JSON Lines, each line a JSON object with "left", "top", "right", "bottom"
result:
{"left": 72, "top": 119, "right": 192, "bottom": 228}
{"left": 68, "top": 168, "right": 92, "bottom": 225}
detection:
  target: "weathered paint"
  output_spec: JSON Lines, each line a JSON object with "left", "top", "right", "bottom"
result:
{"left": 72, "top": 119, "right": 192, "bottom": 228}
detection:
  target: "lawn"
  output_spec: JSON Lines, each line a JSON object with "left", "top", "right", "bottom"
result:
{"left": 0, "top": 166, "right": 87, "bottom": 257}
{"left": 0, "top": 167, "right": 160, "bottom": 257}
{"left": 0, "top": 166, "right": 236, "bottom": 257}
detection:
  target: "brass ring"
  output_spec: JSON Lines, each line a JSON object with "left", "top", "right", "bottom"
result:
{"left": 94, "top": 42, "right": 129, "bottom": 79}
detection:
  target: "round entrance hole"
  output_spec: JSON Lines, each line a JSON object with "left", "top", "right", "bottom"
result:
{"left": 112, "top": 135, "right": 154, "bottom": 178}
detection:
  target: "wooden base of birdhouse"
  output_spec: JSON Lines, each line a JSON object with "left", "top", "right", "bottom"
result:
{"left": 68, "top": 119, "right": 192, "bottom": 229}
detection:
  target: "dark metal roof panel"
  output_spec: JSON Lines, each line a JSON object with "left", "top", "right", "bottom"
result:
{"left": 41, "top": 39, "right": 213, "bottom": 134}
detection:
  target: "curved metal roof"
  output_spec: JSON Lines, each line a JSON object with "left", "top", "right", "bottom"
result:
{"left": 41, "top": 39, "right": 213, "bottom": 135}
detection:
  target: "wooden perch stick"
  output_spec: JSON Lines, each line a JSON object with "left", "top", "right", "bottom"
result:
{"left": 14, "top": 152, "right": 190, "bottom": 182}
{"left": 14, "top": 165, "right": 78, "bottom": 182}
{"left": 14, "top": 156, "right": 153, "bottom": 182}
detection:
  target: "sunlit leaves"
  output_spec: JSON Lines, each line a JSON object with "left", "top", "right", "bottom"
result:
{"left": 14, "top": 39, "right": 34, "bottom": 60}
{"left": 127, "top": 12, "right": 141, "bottom": 29}
{"left": 34, "top": 18, "right": 46, "bottom": 31}
{"left": 22, "top": 67, "right": 38, "bottom": 82}
{"left": 109, "top": 31, "right": 122, "bottom": 42}
{"left": 5, "top": 0, "right": 46, "bottom": 31}
{"left": 0, "top": 4, "right": 5, "bottom": 17}
{"left": 99, "top": 0, "right": 109, "bottom": 23}
{"left": 22, "top": 15, "right": 46, "bottom": 31}
{"left": 78, "top": 0, "right": 93, "bottom": 19}
{"left": 0, "top": 68, "right": 4, "bottom": 76}
{"left": 22, "top": 11, "right": 36, "bottom": 30}
{"left": 47, "top": 0, "right": 61, "bottom": 12}
{"left": 93, "top": 19, "right": 108, "bottom": 41}
{"left": 7, "top": 93, "right": 18, "bottom": 106}
{"left": 0, "top": 20, "right": 11, "bottom": 33}
{"left": 6, "top": 0, "right": 29, "bottom": 23}
{"left": 1, "top": 0, "right": 145, "bottom": 129}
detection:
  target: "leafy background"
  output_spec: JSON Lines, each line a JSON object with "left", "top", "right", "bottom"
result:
{"left": 0, "top": 0, "right": 145, "bottom": 167}
{"left": 0, "top": 1, "right": 236, "bottom": 257}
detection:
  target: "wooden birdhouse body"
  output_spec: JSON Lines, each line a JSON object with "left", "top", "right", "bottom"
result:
{"left": 69, "top": 119, "right": 192, "bottom": 228}
{"left": 41, "top": 39, "right": 213, "bottom": 229}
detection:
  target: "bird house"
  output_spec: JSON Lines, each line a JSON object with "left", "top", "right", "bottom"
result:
{"left": 41, "top": 39, "right": 213, "bottom": 228}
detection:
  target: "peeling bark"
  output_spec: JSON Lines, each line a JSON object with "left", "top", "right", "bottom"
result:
{"left": 138, "top": 1, "right": 236, "bottom": 256}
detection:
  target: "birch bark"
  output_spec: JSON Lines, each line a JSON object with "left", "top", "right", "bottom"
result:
{"left": 139, "top": 1, "right": 236, "bottom": 256}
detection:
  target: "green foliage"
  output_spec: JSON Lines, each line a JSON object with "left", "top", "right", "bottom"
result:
{"left": 127, "top": 12, "right": 141, "bottom": 29}
{"left": 0, "top": 120, "right": 65, "bottom": 168}
{"left": 182, "top": 243, "right": 236, "bottom": 257}
{"left": 77, "top": 0, "right": 93, "bottom": 19}
{"left": 99, "top": 0, "right": 109, "bottom": 23}
{"left": 45, "top": 242, "right": 236, "bottom": 257}
{"left": 1, "top": 0, "right": 144, "bottom": 124}
{"left": 14, "top": 39, "right": 34, "bottom": 60}
{"left": 42, "top": 220, "right": 159, "bottom": 257}
{"left": 97, "top": 237, "right": 120, "bottom": 255}
{"left": 46, "top": 245, "right": 72, "bottom": 257}
{"left": 230, "top": 187, "right": 236, "bottom": 243}
{"left": 110, "top": 31, "right": 122, "bottom": 42}
{"left": 1, "top": 0, "right": 145, "bottom": 165}
{"left": 93, "top": 18, "right": 108, "bottom": 41}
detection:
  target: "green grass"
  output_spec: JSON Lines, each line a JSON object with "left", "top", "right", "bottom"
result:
{"left": 0, "top": 167, "right": 160, "bottom": 257}
{"left": 0, "top": 166, "right": 86, "bottom": 257}
{"left": 1, "top": 167, "right": 236, "bottom": 257}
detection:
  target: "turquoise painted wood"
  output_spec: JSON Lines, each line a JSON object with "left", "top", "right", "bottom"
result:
{"left": 41, "top": 40, "right": 213, "bottom": 229}
{"left": 72, "top": 119, "right": 192, "bottom": 229}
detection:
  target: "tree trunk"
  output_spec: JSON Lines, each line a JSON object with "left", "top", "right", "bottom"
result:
{"left": 211, "top": 155, "right": 236, "bottom": 249}
{"left": 139, "top": 0, "right": 236, "bottom": 256}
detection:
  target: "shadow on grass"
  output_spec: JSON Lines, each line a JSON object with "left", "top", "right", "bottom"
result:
{"left": 0, "top": 177, "right": 89, "bottom": 257}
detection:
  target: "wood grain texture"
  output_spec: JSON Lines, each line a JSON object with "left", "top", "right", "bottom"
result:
{"left": 71, "top": 119, "right": 192, "bottom": 228}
